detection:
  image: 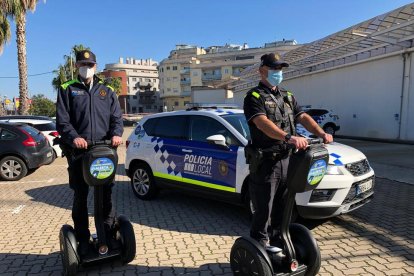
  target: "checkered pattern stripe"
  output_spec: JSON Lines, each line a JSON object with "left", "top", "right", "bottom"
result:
{"left": 151, "top": 137, "right": 181, "bottom": 176}
{"left": 330, "top": 153, "right": 343, "bottom": 165}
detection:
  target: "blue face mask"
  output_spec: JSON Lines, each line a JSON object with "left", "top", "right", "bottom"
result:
{"left": 267, "top": 70, "right": 283, "bottom": 87}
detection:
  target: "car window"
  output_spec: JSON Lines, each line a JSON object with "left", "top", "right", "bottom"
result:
{"left": 31, "top": 122, "right": 56, "bottom": 131}
{"left": 0, "top": 129, "right": 18, "bottom": 140}
{"left": 153, "top": 116, "right": 188, "bottom": 139}
{"left": 221, "top": 114, "right": 251, "bottom": 140}
{"left": 306, "top": 109, "right": 328, "bottom": 116}
{"left": 18, "top": 125, "right": 43, "bottom": 142}
{"left": 143, "top": 118, "right": 158, "bottom": 136}
{"left": 190, "top": 115, "right": 240, "bottom": 146}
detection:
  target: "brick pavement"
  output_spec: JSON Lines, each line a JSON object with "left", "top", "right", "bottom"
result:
{"left": 0, "top": 129, "right": 413, "bottom": 275}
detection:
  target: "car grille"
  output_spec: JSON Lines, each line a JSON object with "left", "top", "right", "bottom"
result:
{"left": 345, "top": 159, "right": 371, "bottom": 176}
{"left": 343, "top": 176, "right": 375, "bottom": 204}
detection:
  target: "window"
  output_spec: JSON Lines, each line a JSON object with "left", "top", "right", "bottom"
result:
{"left": 132, "top": 77, "right": 137, "bottom": 82}
{"left": 31, "top": 122, "right": 56, "bottom": 131}
{"left": 167, "top": 88, "right": 171, "bottom": 92}
{"left": 146, "top": 78, "right": 151, "bottom": 82}
{"left": 224, "top": 69, "right": 229, "bottom": 74}
{"left": 166, "top": 77, "right": 171, "bottom": 81}
{"left": 190, "top": 116, "right": 240, "bottom": 145}
{"left": 153, "top": 88, "right": 157, "bottom": 91}
{"left": 173, "top": 89, "right": 178, "bottom": 93}
{"left": 222, "top": 114, "right": 250, "bottom": 140}
{"left": 146, "top": 116, "right": 188, "bottom": 139}
{"left": 174, "top": 101, "right": 179, "bottom": 106}
{"left": 173, "top": 77, "right": 178, "bottom": 82}
{"left": 133, "top": 96, "right": 137, "bottom": 99}
{"left": 173, "top": 66, "right": 178, "bottom": 70}
{"left": 305, "top": 109, "right": 329, "bottom": 116}
{"left": 166, "top": 66, "right": 170, "bottom": 70}
{"left": 0, "top": 129, "right": 17, "bottom": 140}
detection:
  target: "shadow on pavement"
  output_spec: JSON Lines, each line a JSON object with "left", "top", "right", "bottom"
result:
{"left": 25, "top": 179, "right": 250, "bottom": 236}
{"left": 0, "top": 252, "right": 232, "bottom": 275}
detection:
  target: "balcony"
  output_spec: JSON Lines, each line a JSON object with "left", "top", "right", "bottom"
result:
{"left": 202, "top": 74, "right": 222, "bottom": 81}
{"left": 180, "top": 78, "right": 191, "bottom": 84}
{"left": 181, "top": 91, "right": 191, "bottom": 97}
{"left": 180, "top": 68, "right": 190, "bottom": 74}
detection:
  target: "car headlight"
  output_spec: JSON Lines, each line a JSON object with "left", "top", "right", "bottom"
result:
{"left": 326, "top": 165, "right": 343, "bottom": 175}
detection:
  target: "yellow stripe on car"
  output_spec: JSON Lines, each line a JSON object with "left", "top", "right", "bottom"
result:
{"left": 153, "top": 172, "right": 236, "bottom": 192}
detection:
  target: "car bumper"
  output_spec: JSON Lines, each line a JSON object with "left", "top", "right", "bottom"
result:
{"left": 296, "top": 170, "right": 375, "bottom": 219}
{"left": 27, "top": 147, "right": 53, "bottom": 169}
{"left": 297, "top": 190, "right": 374, "bottom": 219}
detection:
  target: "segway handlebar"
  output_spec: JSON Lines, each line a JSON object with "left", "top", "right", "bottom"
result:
{"left": 86, "top": 140, "right": 113, "bottom": 147}
{"left": 287, "top": 137, "right": 324, "bottom": 152}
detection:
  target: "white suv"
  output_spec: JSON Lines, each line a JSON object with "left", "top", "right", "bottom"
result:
{"left": 303, "top": 108, "right": 340, "bottom": 136}
{"left": 125, "top": 107, "right": 374, "bottom": 219}
{"left": 0, "top": 116, "right": 62, "bottom": 161}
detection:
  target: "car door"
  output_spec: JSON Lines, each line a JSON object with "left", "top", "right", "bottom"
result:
{"left": 183, "top": 115, "right": 239, "bottom": 193}
{"left": 151, "top": 115, "right": 188, "bottom": 185}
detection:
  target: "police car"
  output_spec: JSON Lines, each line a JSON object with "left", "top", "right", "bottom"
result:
{"left": 125, "top": 105, "right": 374, "bottom": 219}
{"left": 302, "top": 107, "right": 340, "bottom": 136}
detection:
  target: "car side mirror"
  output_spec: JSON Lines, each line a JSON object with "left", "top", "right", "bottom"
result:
{"left": 206, "top": 134, "right": 229, "bottom": 149}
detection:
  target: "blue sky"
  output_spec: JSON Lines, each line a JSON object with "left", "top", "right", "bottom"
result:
{"left": 0, "top": 0, "right": 413, "bottom": 100}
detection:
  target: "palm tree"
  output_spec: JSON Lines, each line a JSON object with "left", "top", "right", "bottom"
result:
{"left": 0, "top": 12, "right": 11, "bottom": 54}
{"left": 1, "top": 0, "right": 43, "bottom": 115}
{"left": 52, "top": 44, "right": 89, "bottom": 91}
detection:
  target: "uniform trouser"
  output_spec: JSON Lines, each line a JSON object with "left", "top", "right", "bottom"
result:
{"left": 249, "top": 155, "right": 289, "bottom": 244}
{"left": 66, "top": 153, "right": 115, "bottom": 242}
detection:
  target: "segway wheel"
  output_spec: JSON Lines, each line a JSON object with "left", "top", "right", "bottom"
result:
{"left": 117, "top": 215, "right": 136, "bottom": 264}
{"left": 59, "top": 225, "right": 79, "bottom": 276}
{"left": 290, "top": 223, "right": 321, "bottom": 276}
{"left": 230, "top": 239, "right": 272, "bottom": 276}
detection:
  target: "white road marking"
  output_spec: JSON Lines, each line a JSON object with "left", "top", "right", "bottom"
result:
{"left": 12, "top": 205, "right": 25, "bottom": 214}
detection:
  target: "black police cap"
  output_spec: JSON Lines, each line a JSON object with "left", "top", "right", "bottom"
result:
{"left": 260, "top": 53, "right": 289, "bottom": 68}
{"left": 76, "top": 50, "right": 96, "bottom": 64}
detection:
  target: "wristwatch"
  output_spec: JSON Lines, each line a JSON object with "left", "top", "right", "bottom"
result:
{"left": 284, "top": 133, "right": 292, "bottom": 142}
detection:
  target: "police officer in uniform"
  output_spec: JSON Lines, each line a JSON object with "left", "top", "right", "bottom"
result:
{"left": 56, "top": 50, "right": 123, "bottom": 256}
{"left": 244, "top": 53, "right": 333, "bottom": 247}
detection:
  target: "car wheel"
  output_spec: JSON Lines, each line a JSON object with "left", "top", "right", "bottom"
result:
{"left": 323, "top": 124, "right": 336, "bottom": 136}
{"left": 0, "top": 156, "right": 28, "bottom": 181}
{"left": 130, "top": 163, "right": 158, "bottom": 200}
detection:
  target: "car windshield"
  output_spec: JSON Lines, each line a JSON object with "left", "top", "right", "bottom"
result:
{"left": 31, "top": 122, "right": 56, "bottom": 131}
{"left": 221, "top": 113, "right": 251, "bottom": 140}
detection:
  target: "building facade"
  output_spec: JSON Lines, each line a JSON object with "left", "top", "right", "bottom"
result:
{"left": 103, "top": 57, "right": 163, "bottom": 114}
{"left": 158, "top": 41, "right": 300, "bottom": 111}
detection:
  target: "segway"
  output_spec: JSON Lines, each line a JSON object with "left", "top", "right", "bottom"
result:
{"left": 59, "top": 140, "right": 136, "bottom": 276}
{"left": 230, "top": 138, "right": 329, "bottom": 276}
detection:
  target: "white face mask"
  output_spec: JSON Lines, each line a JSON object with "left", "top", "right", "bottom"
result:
{"left": 79, "top": 66, "right": 95, "bottom": 79}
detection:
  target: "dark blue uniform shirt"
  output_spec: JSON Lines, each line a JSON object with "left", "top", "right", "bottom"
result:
{"left": 56, "top": 75, "right": 123, "bottom": 145}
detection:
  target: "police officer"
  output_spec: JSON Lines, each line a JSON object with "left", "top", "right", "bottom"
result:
{"left": 243, "top": 53, "right": 333, "bottom": 247}
{"left": 56, "top": 50, "right": 123, "bottom": 256}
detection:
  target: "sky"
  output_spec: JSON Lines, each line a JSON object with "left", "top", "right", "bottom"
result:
{"left": 0, "top": 0, "right": 413, "bottom": 101}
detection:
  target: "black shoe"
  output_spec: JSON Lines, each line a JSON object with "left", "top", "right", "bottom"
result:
{"left": 78, "top": 240, "right": 90, "bottom": 257}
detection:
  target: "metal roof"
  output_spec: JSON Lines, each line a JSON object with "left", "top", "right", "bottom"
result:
{"left": 233, "top": 3, "right": 414, "bottom": 92}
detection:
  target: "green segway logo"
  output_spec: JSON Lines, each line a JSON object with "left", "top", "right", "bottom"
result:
{"left": 90, "top": 158, "right": 115, "bottom": 179}
{"left": 307, "top": 160, "right": 327, "bottom": 185}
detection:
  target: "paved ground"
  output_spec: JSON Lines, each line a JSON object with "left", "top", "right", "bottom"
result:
{"left": 0, "top": 129, "right": 413, "bottom": 275}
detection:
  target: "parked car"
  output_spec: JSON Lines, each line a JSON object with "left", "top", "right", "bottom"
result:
{"left": 0, "top": 115, "right": 62, "bottom": 161}
{"left": 0, "top": 122, "right": 53, "bottom": 181}
{"left": 125, "top": 107, "right": 374, "bottom": 219}
{"left": 123, "top": 118, "right": 137, "bottom": 127}
{"left": 302, "top": 108, "right": 340, "bottom": 136}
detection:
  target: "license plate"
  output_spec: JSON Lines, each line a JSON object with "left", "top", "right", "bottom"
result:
{"left": 47, "top": 151, "right": 52, "bottom": 158}
{"left": 356, "top": 179, "right": 373, "bottom": 195}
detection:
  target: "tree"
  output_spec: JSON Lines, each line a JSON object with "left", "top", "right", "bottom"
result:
{"left": 0, "top": 12, "right": 11, "bottom": 54}
{"left": 29, "top": 94, "right": 56, "bottom": 117}
{"left": 98, "top": 74, "right": 122, "bottom": 96}
{"left": 1, "top": 0, "right": 44, "bottom": 115}
{"left": 52, "top": 44, "right": 89, "bottom": 91}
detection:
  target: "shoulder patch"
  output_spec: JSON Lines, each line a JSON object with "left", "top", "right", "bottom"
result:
{"left": 287, "top": 91, "right": 293, "bottom": 96}
{"left": 60, "top": 79, "right": 80, "bottom": 90}
{"left": 251, "top": 91, "right": 260, "bottom": 99}
{"left": 106, "top": 85, "right": 114, "bottom": 92}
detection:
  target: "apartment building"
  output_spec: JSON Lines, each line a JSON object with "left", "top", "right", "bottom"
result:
{"left": 159, "top": 40, "right": 300, "bottom": 111}
{"left": 103, "top": 57, "right": 163, "bottom": 114}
